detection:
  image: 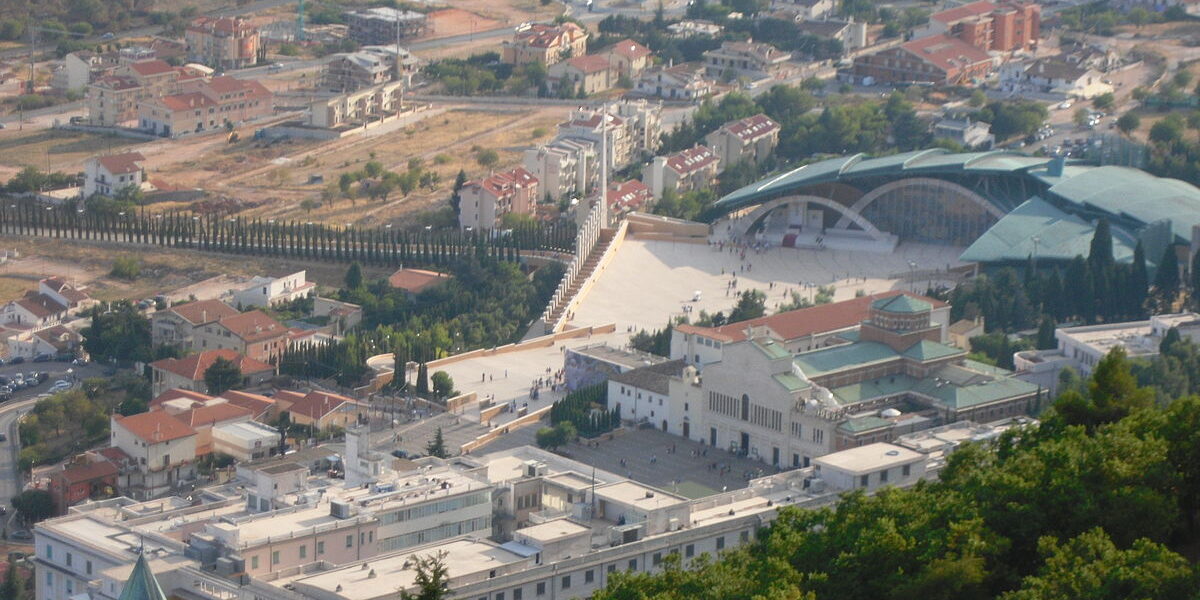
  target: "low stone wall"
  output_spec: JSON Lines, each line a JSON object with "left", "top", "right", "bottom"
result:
{"left": 625, "top": 212, "right": 709, "bottom": 240}
{"left": 460, "top": 405, "right": 552, "bottom": 455}
{"left": 480, "top": 401, "right": 508, "bottom": 423}
{"left": 445, "top": 391, "right": 476, "bottom": 414}
{"left": 423, "top": 323, "right": 617, "bottom": 370}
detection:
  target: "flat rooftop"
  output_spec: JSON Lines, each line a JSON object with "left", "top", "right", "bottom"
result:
{"left": 291, "top": 539, "right": 528, "bottom": 600}
{"left": 813, "top": 443, "right": 924, "bottom": 475}
{"left": 594, "top": 481, "right": 688, "bottom": 510}
{"left": 1057, "top": 321, "right": 1158, "bottom": 357}
{"left": 569, "top": 343, "right": 669, "bottom": 370}
{"left": 514, "top": 518, "right": 591, "bottom": 543}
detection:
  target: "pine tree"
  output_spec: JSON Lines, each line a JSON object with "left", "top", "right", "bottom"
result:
{"left": 345, "top": 262, "right": 364, "bottom": 290}
{"left": 425, "top": 427, "right": 447, "bottom": 458}
{"left": 416, "top": 362, "right": 429, "bottom": 395}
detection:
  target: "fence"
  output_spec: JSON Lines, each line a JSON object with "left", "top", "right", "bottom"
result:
{"left": 539, "top": 201, "right": 606, "bottom": 333}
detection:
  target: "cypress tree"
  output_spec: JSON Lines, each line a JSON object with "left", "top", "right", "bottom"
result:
{"left": 1156, "top": 245, "right": 1181, "bottom": 304}
{"left": 1036, "top": 315, "right": 1056, "bottom": 350}
{"left": 1087, "top": 217, "right": 1114, "bottom": 270}
{"left": 416, "top": 362, "right": 429, "bottom": 395}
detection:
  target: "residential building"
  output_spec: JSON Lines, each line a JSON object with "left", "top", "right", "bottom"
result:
{"left": 795, "top": 18, "right": 869, "bottom": 52}
{"left": 705, "top": 114, "right": 781, "bottom": 168}
{"left": 174, "top": 402, "right": 256, "bottom": 456}
{"left": 915, "top": 0, "right": 1041, "bottom": 53}
{"left": 192, "top": 310, "right": 290, "bottom": 362}
{"left": 548, "top": 54, "right": 615, "bottom": 95}
{"left": 233, "top": 271, "right": 315, "bottom": 309}
{"left": 138, "top": 76, "right": 273, "bottom": 138}
{"left": 185, "top": 17, "right": 260, "bottom": 70}
{"left": 7, "top": 325, "right": 84, "bottom": 360}
{"left": 151, "top": 299, "right": 239, "bottom": 348}
{"left": 309, "top": 80, "right": 404, "bottom": 128}
{"left": 933, "top": 117, "right": 994, "bottom": 148}
{"left": 999, "top": 57, "right": 1113, "bottom": 98}
{"left": 947, "top": 317, "right": 985, "bottom": 349}
{"left": 643, "top": 145, "right": 720, "bottom": 199}
{"left": 703, "top": 41, "right": 792, "bottom": 80}
{"left": 110, "top": 411, "right": 198, "bottom": 499}
{"left": 502, "top": 22, "right": 589, "bottom": 66}
{"left": 772, "top": 0, "right": 836, "bottom": 20}
{"left": 149, "top": 349, "right": 276, "bottom": 397}
{"left": 457, "top": 167, "right": 540, "bottom": 230}
{"left": 83, "top": 152, "right": 146, "bottom": 198}
{"left": 345, "top": 8, "right": 428, "bottom": 45}
{"left": 636, "top": 63, "right": 714, "bottom": 101}
{"left": 603, "top": 39, "right": 653, "bottom": 79}
{"left": 667, "top": 20, "right": 724, "bottom": 37}
{"left": 600, "top": 179, "right": 653, "bottom": 215}
{"left": 211, "top": 420, "right": 281, "bottom": 461}
{"left": 47, "top": 455, "right": 119, "bottom": 515}
{"left": 52, "top": 51, "right": 106, "bottom": 94}
{"left": 312, "top": 297, "right": 363, "bottom": 335}
{"left": 0, "top": 277, "right": 94, "bottom": 329}
{"left": 387, "top": 268, "right": 451, "bottom": 295}
{"left": 85, "top": 59, "right": 202, "bottom": 126}
{"left": 523, "top": 138, "right": 595, "bottom": 200}
{"left": 672, "top": 290, "right": 949, "bottom": 365}
{"left": 323, "top": 46, "right": 419, "bottom": 92}
{"left": 852, "top": 35, "right": 995, "bottom": 86}
{"left": 276, "top": 389, "right": 367, "bottom": 430}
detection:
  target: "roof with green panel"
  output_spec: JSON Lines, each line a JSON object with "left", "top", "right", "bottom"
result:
{"left": 838, "top": 415, "right": 893, "bottom": 433}
{"left": 912, "top": 373, "right": 1039, "bottom": 410}
{"left": 754, "top": 338, "right": 791, "bottom": 360}
{"left": 902, "top": 340, "right": 967, "bottom": 361}
{"left": 794, "top": 341, "right": 898, "bottom": 378}
{"left": 959, "top": 197, "right": 1137, "bottom": 265}
{"left": 829, "top": 374, "right": 918, "bottom": 404}
{"left": 872, "top": 294, "right": 933, "bottom": 314}
{"left": 773, "top": 372, "right": 812, "bottom": 392}
{"left": 118, "top": 553, "right": 168, "bottom": 600}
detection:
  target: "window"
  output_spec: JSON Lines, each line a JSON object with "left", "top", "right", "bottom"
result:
{"left": 628, "top": 559, "right": 637, "bottom": 570}
{"left": 716, "top": 536, "right": 725, "bottom": 550}
{"left": 902, "top": 464, "right": 911, "bottom": 477}
{"left": 741, "top": 530, "right": 750, "bottom": 543}
{"left": 300, "top": 545, "right": 307, "bottom": 559}
{"left": 561, "top": 575, "right": 571, "bottom": 589}
{"left": 585, "top": 569, "right": 594, "bottom": 583}
{"left": 346, "top": 535, "right": 354, "bottom": 548}
{"left": 272, "top": 551, "right": 280, "bottom": 565}
{"left": 685, "top": 544, "right": 695, "bottom": 558}
{"left": 46, "top": 545, "right": 53, "bottom": 560}
{"left": 86, "top": 560, "right": 92, "bottom": 575}
{"left": 317, "top": 541, "right": 325, "bottom": 554}
{"left": 880, "top": 469, "right": 889, "bottom": 483}
{"left": 251, "top": 556, "right": 259, "bottom": 570}
{"left": 860, "top": 474, "right": 869, "bottom": 488}
{"left": 66, "top": 553, "right": 72, "bottom": 567}
{"left": 607, "top": 564, "right": 616, "bottom": 573}
{"left": 653, "top": 552, "right": 662, "bottom": 566}
{"left": 46, "top": 572, "right": 52, "bottom": 588}
{"left": 514, "top": 589, "right": 523, "bottom": 600}
{"left": 496, "top": 593, "right": 505, "bottom": 600}
{"left": 489, "top": 570, "right": 497, "bottom": 579}
{"left": 536, "top": 582, "right": 546, "bottom": 596}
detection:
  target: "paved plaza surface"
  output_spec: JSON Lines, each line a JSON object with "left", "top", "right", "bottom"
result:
{"left": 567, "top": 238, "right": 966, "bottom": 333}
{"left": 481, "top": 427, "right": 772, "bottom": 497}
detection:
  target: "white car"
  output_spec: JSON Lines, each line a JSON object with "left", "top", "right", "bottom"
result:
{"left": 1059, "top": 100, "right": 1073, "bottom": 109}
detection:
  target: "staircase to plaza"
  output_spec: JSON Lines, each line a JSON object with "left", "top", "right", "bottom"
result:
{"left": 544, "top": 227, "right": 618, "bottom": 328}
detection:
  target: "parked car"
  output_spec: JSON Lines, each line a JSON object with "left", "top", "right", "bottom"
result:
{"left": 36, "top": 372, "right": 49, "bottom": 383}
{"left": 0, "top": 433, "right": 7, "bottom": 442}
{"left": 10, "top": 356, "right": 25, "bottom": 365}
{"left": 33, "top": 354, "right": 52, "bottom": 363}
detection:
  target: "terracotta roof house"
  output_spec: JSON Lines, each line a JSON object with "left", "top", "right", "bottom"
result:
{"left": 854, "top": 34, "right": 995, "bottom": 85}
{"left": 502, "top": 22, "right": 589, "bottom": 66}
{"left": 643, "top": 145, "right": 720, "bottom": 198}
{"left": 548, "top": 54, "right": 616, "bottom": 95}
{"left": 48, "top": 457, "right": 119, "bottom": 515}
{"left": 285, "top": 390, "right": 367, "bottom": 430}
{"left": 458, "top": 166, "right": 540, "bottom": 231}
{"left": 705, "top": 114, "right": 781, "bottom": 167}
{"left": 388, "top": 268, "right": 451, "bottom": 295}
{"left": 194, "top": 310, "right": 290, "bottom": 362}
{"left": 149, "top": 348, "right": 276, "bottom": 397}
{"left": 604, "top": 39, "right": 653, "bottom": 78}
{"left": 110, "top": 411, "right": 198, "bottom": 498}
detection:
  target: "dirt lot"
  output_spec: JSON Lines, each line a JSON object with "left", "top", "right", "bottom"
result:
{"left": 0, "top": 237, "right": 393, "bottom": 302}
{"left": 0, "top": 129, "right": 142, "bottom": 181}
{"left": 427, "top": 8, "right": 502, "bottom": 38}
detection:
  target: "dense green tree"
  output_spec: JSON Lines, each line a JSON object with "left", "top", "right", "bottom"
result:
{"left": 425, "top": 427, "right": 447, "bottom": 458}
{"left": 0, "top": 558, "right": 27, "bottom": 600}
{"left": 203, "top": 357, "right": 243, "bottom": 396}
{"left": 727, "top": 290, "right": 766, "bottom": 323}
{"left": 431, "top": 371, "right": 455, "bottom": 399}
{"left": 1036, "top": 316, "right": 1056, "bottom": 350}
{"left": 1155, "top": 245, "right": 1181, "bottom": 305}
{"left": 345, "top": 261, "right": 364, "bottom": 290}
{"left": 81, "top": 301, "right": 152, "bottom": 364}
{"left": 416, "top": 362, "right": 429, "bottom": 395}
{"left": 1117, "top": 112, "right": 1141, "bottom": 135}
{"left": 399, "top": 551, "right": 451, "bottom": 600}
{"left": 12, "top": 489, "right": 54, "bottom": 523}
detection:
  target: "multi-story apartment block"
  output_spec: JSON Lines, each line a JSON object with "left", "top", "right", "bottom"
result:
{"left": 185, "top": 17, "right": 260, "bottom": 70}
{"left": 110, "top": 411, "right": 198, "bottom": 499}
{"left": 151, "top": 299, "right": 239, "bottom": 348}
{"left": 138, "top": 76, "right": 273, "bottom": 138}
{"left": 323, "top": 46, "right": 419, "bottom": 92}
{"left": 310, "top": 81, "right": 405, "bottom": 128}
{"left": 502, "top": 22, "right": 589, "bottom": 66}
{"left": 636, "top": 64, "right": 714, "bottom": 101}
{"left": 704, "top": 114, "right": 781, "bottom": 168}
{"left": 852, "top": 35, "right": 995, "bottom": 86}
{"left": 643, "top": 145, "right": 720, "bottom": 199}
{"left": 915, "top": 0, "right": 1040, "bottom": 53}
{"left": 703, "top": 41, "right": 792, "bottom": 80}
{"left": 86, "top": 59, "right": 204, "bottom": 126}
{"left": 192, "top": 310, "right": 291, "bottom": 362}
{"left": 345, "top": 8, "right": 428, "bottom": 45}
{"left": 458, "top": 167, "right": 540, "bottom": 230}
{"left": 523, "top": 138, "right": 596, "bottom": 201}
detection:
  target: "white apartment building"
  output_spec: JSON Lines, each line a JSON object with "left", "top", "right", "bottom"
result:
{"left": 83, "top": 152, "right": 147, "bottom": 198}
{"left": 232, "top": 271, "right": 316, "bottom": 308}
{"left": 110, "top": 412, "right": 198, "bottom": 500}
{"left": 211, "top": 420, "right": 282, "bottom": 461}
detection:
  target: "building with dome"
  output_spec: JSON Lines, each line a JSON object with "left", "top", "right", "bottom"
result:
{"left": 609, "top": 293, "right": 1040, "bottom": 469}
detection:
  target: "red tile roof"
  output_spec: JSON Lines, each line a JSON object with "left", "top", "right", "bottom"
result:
{"left": 469, "top": 166, "right": 538, "bottom": 199}
{"left": 286, "top": 390, "right": 362, "bottom": 421}
{"left": 609, "top": 39, "right": 651, "bottom": 60}
{"left": 514, "top": 23, "right": 586, "bottom": 49}
{"left": 176, "top": 402, "right": 253, "bottom": 428}
{"left": 565, "top": 54, "right": 613, "bottom": 74}
{"left": 96, "top": 152, "right": 145, "bottom": 176}
{"left": 151, "top": 388, "right": 213, "bottom": 409}
{"left": 128, "top": 59, "right": 175, "bottom": 77}
{"left": 188, "top": 16, "right": 257, "bottom": 36}
{"left": 666, "top": 145, "right": 719, "bottom": 175}
{"left": 41, "top": 277, "right": 90, "bottom": 305}
{"left": 97, "top": 446, "right": 132, "bottom": 464}
{"left": 930, "top": 0, "right": 997, "bottom": 24}
{"left": 722, "top": 114, "right": 780, "bottom": 143}
{"left": 605, "top": 179, "right": 651, "bottom": 212}
{"left": 15, "top": 292, "right": 67, "bottom": 319}
{"left": 59, "top": 460, "right": 118, "bottom": 484}
{"left": 93, "top": 75, "right": 139, "bottom": 90}
{"left": 675, "top": 291, "right": 947, "bottom": 343}
{"left": 150, "top": 349, "right": 275, "bottom": 382}
{"left": 158, "top": 92, "right": 217, "bottom": 112}
{"left": 218, "top": 310, "right": 287, "bottom": 343}
{"left": 165, "top": 300, "right": 239, "bottom": 326}
{"left": 901, "top": 35, "right": 993, "bottom": 75}
{"left": 115, "top": 411, "right": 196, "bottom": 444}
{"left": 388, "top": 268, "right": 451, "bottom": 293}
{"left": 220, "top": 390, "right": 275, "bottom": 417}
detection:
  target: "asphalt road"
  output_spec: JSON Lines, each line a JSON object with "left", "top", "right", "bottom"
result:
{"left": 0, "top": 361, "right": 107, "bottom": 532}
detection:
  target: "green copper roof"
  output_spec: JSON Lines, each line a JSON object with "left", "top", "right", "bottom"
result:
{"left": 902, "top": 340, "right": 966, "bottom": 362}
{"left": 773, "top": 372, "right": 812, "bottom": 392}
{"left": 830, "top": 374, "right": 918, "bottom": 404}
{"left": 913, "top": 375, "right": 1039, "bottom": 410}
{"left": 119, "top": 553, "right": 168, "bottom": 600}
{"left": 838, "top": 415, "right": 893, "bottom": 433}
{"left": 794, "top": 342, "right": 898, "bottom": 377}
{"left": 871, "top": 294, "right": 933, "bottom": 314}
{"left": 959, "top": 197, "right": 1135, "bottom": 265}
{"left": 754, "top": 338, "right": 791, "bottom": 360}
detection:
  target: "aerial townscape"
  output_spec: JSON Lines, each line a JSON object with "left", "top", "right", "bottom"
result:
{"left": 3, "top": 0, "right": 1200, "bottom": 598}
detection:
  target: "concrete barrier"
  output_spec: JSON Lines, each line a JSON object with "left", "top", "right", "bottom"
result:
{"left": 625, "top": 212, "right": 709, "bottom": 240}
{"left": 480, "top": 402, "right": 508, "bottom": 423}
{"left": 445, "top": 391, "right": 476, "bottom": 414}
{"left": 460, "top": 405, "right": 552, "bottom": 454}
